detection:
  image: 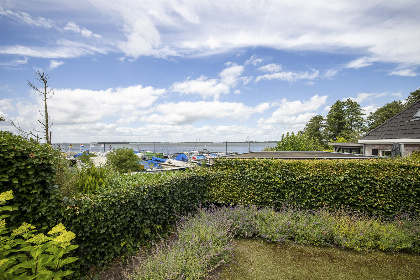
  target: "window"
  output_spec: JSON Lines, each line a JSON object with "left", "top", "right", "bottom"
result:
{"left": 372, "top": 149, "right": 378, "bottom": 156}
{"left": 382, "top": 150, "right": 391, "bottom": 157}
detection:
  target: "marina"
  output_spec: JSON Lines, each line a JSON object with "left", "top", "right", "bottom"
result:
{"left": 56, "top": 141, "right": 277, "bottom": 155}
{"left": 59, "top": 141, "right": 278, "bottom": 172}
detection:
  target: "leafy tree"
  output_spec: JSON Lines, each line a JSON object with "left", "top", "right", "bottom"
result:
{"left": 366, "top": 100, "right": 405, "bottom": 131}
{"left": 268, "top": 132, "right": 324, "bottom": 151}
{"left": 406, "top": 88, "right": 420, "bottom": 107}
{"left": 325, "top": 100, "right": 346, "bottom": 141}
{"left": 106, "top": 147, "right": 144, "bottom": 173}
{"left": 303, "top": 115, "right": 326, "bottom": 147}
{"left": 343, "top": 98, "right": 365, "bottom": 140}
{"left": 326, "top": 99, "right": 365, "bottom": 141}
{"left": 27, "top": 71, "right": 54, "bottom": 144}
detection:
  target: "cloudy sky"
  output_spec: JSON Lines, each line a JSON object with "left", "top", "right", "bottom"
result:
{"left": 0, "top": 0, "right": 419, "bottom": 143}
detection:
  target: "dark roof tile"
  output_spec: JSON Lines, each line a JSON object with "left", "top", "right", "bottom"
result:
{"left": 362, "top": 101, "right": 420, "bottom": 140}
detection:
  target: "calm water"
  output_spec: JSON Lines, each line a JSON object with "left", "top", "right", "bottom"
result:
{"left": 56, "top": 142, "right": 277, "bottom": 155}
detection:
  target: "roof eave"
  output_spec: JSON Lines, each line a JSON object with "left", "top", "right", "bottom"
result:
{"left": 358, "top": 139, "right": 420, "bottom": 144}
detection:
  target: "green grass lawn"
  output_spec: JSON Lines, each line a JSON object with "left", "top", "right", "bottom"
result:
{"left": 219, "top": 239, "right": 420, "bottom": 280}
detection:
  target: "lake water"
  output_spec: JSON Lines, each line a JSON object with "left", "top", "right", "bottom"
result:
{"left": 56, "top": 142, "right": 278, "bottom": 155}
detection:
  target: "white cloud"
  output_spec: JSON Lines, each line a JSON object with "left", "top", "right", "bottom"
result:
{"left": 258, "top": 63, "right": 282, "bottom": 72}
{"left": 64, "top": 22, "right": 101, "bottom": 39}
{"left": 0, "top": 8, "right": 55, "bottom": 29}
{"left": 343, "top": 92, "right": 393, "bottom": 103}
{"left": 219, "top": 64, "right": 244, "bottom": 87}
{"left": 0, "top": 40, "right": 109, "bottom": 58}
{"left": 263, "top": 113, "right": 318, "bottom": 125}
{"left": 255, "top": 102, "right": 271, "bottom": 113}
{"left": 391, "top": 92, "right": 403, "bottom": 98}
{"left": 0, "top": 98, "right": 13, "bottom": 118}
{"left": 256, "top": 69, "right": 319, "bottom": 83}
{"left": 260, "top": 95, "right": 327, "bottom": 125}
{"left": 171, "top": 76, "right": 229, "bottom": 100}
{"left": 324, "top": 69, "right": 339, "bottom": 79}
{"left": 388, "top": 69, "right": 418, "bottom": 77}
{"left": 362, "top": 105, "right": 377, "bottom": 118}
{"left": 343, "top": 93, "right": 372, "bottom": 103}
{"left": 346, "top": 57, "right": 375, "bottom": 69}
{"left": 140, "top": 101, "right": 255, "bottom": 125}
{"left": 49, "top": 60, "right": 64, "bottom": 69}
{"left": 84, "top": 0, "right": 420, "bottom": 65}
{"left": 0, "top": 57, "right": 29, "bottom": 68}
{"left": 245, "top": 55, "right": 264, "bottom": 66}
{"left": 3, "top": 1, "right": 420, "bottom": 66}
{"left": 45, "top": 85, "right": 165, "bottom": 125}
{"left": 171, "top": 64, "right": 244, "bottom": 100}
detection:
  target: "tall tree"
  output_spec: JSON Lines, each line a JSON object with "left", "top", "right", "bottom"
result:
{"left": 325, "top": 100, "right": 346, "bottom": 141}
{"left": 303, "top": 115, "right": 326, "bottom": 147}
{"left": 366, "top": 100, "right": 405, "bottom": 131}
{"left": 325, "top": 99, "right": 365, "bottom": 141}
{"left": 406, "top": 88, "right": 420, "bottom": 107}
{"left": 28, "top": 71, "right": 53, "bottom": 144}
{"left": 343, "top": 98, "right": 365, "bottom": 140}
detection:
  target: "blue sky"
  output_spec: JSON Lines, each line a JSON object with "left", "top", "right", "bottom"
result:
{"left": 0, "top": 0, "right": 419, "bottom": 143}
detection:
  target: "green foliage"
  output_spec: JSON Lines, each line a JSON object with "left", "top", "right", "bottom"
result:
{"left": 77, "top": 164, "right": 111, "bottom": 194}
{"left": 78, "top": 151, "right": 94, "bottom": 165}
{"left": 1, "top": 191, "right": 78, "bottom": 280}
{"left": 129, "top": 205, "right": 419, "bottom": 279}
{"left": 266, "top": 132, "right": 324, "bottom": 151}
{"left": 62, "top": 170, "right": 209, "bottom": 274}
{"left": 106, "top": 148, "right": 144, "bottom": 173}
{"left": 130, "top": 207, "right": 233, "bottom": 279}
{"left": 53, "top": 156, "right": 79, "bottom": 198}
{"left": 326, "top": 99, "right": 365, "bottom": 141}
{"left": 303, "top": 115, "right": 326, "bottom": 147}
{"left": 366, "top": 100, "right": 405, "bottom": 131}
{"left": 0, "top": 131, "right": 64, "bottom": 231}
{"left": 406, "top": 88, "right": 420, "bottom": 107}
{"left": 206, "top": 158, "right": 420, "bottom": 218}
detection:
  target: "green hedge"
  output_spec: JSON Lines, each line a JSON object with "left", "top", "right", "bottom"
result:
{"left": 206, "top": 158, "right": 420, "bottom": 217}
{"left": 0, "top": 131, "right": 63, "bottom": 231}
{"left": 62, "top": 171, "right": 210, "bottom": 273}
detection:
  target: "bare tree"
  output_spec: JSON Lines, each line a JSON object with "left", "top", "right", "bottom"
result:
{"left": 28, "top": 71, "right": 53, "bottom": 144}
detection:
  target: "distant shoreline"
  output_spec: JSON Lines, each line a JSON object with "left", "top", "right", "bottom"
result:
{"left": 56, "top": 141, "right": 278, "bottom": 145}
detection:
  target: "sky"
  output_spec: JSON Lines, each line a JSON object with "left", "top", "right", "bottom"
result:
{"left": 0, "top": 0, "right": 419, "bottom": 143}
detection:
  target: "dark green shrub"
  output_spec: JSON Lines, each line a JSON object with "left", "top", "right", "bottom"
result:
{"left": 0, "top": 131, "right": 63, "bottom": 231}
{"left": 106, "top": 148, "right": 143, "bottom": 173}
{"left": 62, "top": 170, "right": 210, "bottom": 273}
{"left": 206, "top": 158, "right": 420, "bottom": 217}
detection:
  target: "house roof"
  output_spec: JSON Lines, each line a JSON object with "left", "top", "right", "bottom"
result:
{"left": 361, "top": 100, "right": 420, "bottom": 140}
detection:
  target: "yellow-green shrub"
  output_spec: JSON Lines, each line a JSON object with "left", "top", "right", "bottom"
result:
{"left": 0, "top": 190, "right": 78, "bottom": 279}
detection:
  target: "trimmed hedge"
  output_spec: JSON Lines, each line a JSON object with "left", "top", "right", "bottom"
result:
{"left": 206, "top": 158, "right": 420, "bottom": 217}
{"left": 0, "top": 131, "right": 63, "bottom": 231}
{"left": 62, "top": 171, "right": 209, "bottom": 273}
